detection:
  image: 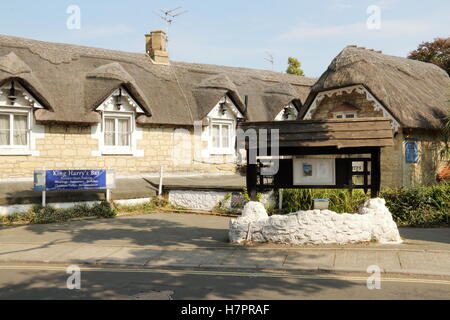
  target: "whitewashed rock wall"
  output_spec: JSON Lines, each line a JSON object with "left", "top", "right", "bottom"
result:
{"left": 230, "top": 198, "right": 402, "bottom": 245}
{"left": 168, "top": 190, "right": 275, "bottom": 211}
{"left": 169, "top": 190, "right": 229, "bottom": 211}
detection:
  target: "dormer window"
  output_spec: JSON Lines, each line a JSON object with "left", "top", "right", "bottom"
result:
{"left": 211, "top": 121, "right": 232, "bottom": 153}
{"left": 206, "top": 95, "right": 243, "bottom": 156}
{"left": 104, "top": 115, "right": 132, "bottom": 148}
{"left": 0, "top": 80, "right": 44, "bottom": 155}
{"left": 0, "top": 113, "right": 29, "bottom": 147}
{"left": 95, "top": 87, "right": 145, "bottom": 156}
{"left": 331, "top": 103, "right": 359, "bottom": 119}
{"left": 333, "top": 112, "right": 357, "bottom": 119}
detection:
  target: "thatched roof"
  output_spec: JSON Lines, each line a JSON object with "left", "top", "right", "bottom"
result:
{"left": 0, "top": 34, "right": 315, "bottom": 125}
{"left": 301, "top": 46, "right": 450, "bottom": 129}
{"left": 263, "top": 82, "right": 302, "bottom": 119}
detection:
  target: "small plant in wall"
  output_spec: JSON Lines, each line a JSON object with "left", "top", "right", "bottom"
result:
{"left": 240, "top": 187, "right": 263, "bottom": 203}
{"left": 213, "top": 193, "right": 236, "bottom": 215}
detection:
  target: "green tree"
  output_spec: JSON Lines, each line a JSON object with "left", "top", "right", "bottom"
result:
{"left": 286, "top": 57, "right": 305, "bottom": 76}
{"left": 408, "top": 37, "right": 450, "bottom": 76}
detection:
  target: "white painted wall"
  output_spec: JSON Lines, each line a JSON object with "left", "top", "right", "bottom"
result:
{"left": 169, "top": 189, "right": 275, "bottom": 212}
{"left": 230, "top": 198, "right": 402, "bottom": 245}
{"left": 169, "top": 190, "right": 229, "bottom": 211}
{"left": 274, "top": 102, "right": 298, "bottom": 121}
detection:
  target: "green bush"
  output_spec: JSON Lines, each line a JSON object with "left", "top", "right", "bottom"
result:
{"left": 89, "top": 201, "right": 117, "bottom": 218}
{"left": 281, "top": 184, "right": 450, "bottom": 227}
{"left": 114, "top": 200, "right": 156, "bottom": 215}
{"left": 30, "top": 205, "right": 65, "bottom": 224}
{"left": 381, "top": 184, "right": 449, "bottom": 227}
{"left": 281, "top": 189, "right": 368, "bottom": 214}
{"left": 1, "top": 201, "right": 117, "bottom": 226}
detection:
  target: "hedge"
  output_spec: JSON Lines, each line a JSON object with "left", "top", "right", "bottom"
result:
{"left": 281, "top": 184, "right": 449, "bottom": 227}
{"left": 0, "top": 201, "right": 117, "bottom": 226}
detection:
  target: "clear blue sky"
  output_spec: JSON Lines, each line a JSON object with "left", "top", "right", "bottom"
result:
{"left": 1, "top": 0, "right": 449, "bottom": 77}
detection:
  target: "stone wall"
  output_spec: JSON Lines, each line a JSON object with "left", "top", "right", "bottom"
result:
{"left": 381, "top": 132, "right": 404, "bottom": 187}
{"left": 169, "top": 190, "right": 275, "bottom": 212}
{"left": 0, "top": 124, "right": 236, "bottom": 180}
{"left": 169, "top": 190, "right": 230, "bottom": 211}
{"left": 402, "top": 129, "right": 446, "bottom": 186}
{"left": 309, "top": 90, "right": 447, "bottom": 187}
{"left": 229, "top": 200, "right": 402, "bottom": 245}
{"left": 310, "top": 91, "right": 404, "bottom": 187}
{"left": 310, "top": 91, "right": 384, "bottom": 120}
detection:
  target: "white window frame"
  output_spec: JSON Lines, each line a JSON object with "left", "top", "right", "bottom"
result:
{"left": 0, "top": 107, "right": 32, "bottom": 150}
{"left": 209, "top": 119, "right": 234, "bottom": 155}
{"left": 101, "top": 111, "right": 134, "bottom": 155}
{"left": 333, "top": 111, "right": 358, "bottom": 119}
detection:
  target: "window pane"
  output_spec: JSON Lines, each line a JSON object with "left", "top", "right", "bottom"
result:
{"left": 212, "top": 125, "right": 220, "bottom": 148}
{"left": 13, "top": 115, "right": 28, "bottom": 146}
{"left": 352, "top": 175, "right": 364, "bottom": 186}
{"left": 335, "top": 114, "right": 343, "bottom": 119}
{"left": 352, "top": 161, "right": 364, "bottom": 173}
{"left": 221, "top": 125, "right": 230, "bottom": 148}
{"left": 346, "top": 114, "right": 355, "bottom": 119}
{"left": 118, "top": 119, "right": 130, "bottom": 146}
{"left": 0, "top": 114, "right": 10, "bottom": 145}
{"left": 104, "top": 118, "right": 115, "bottom": 146}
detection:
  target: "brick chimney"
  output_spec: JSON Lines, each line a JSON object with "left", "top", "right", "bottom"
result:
{"left": 145, "top": 30, "right": 169, "bottom": 65}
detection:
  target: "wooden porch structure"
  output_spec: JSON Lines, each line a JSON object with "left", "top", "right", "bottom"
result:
{"left": 238, "top": 118, "right": 394, "bottom": 200}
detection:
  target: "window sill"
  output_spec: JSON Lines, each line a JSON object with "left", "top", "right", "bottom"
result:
{"left": 92, "top": 149, "right": 144, "bottom": 157}
{"left": 101, "top": 150, "right": 134, "bottom": 156}
{"left": 209, "top": 149, "right": 235, "bottom": 156}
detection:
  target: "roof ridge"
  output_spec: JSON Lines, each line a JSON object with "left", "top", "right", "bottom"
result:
{"left": 173, "top": 60, "right": 317, "bottom": 82}
{"left": 0, "top": 34, "right": 319, "bottom": 84}
{"left": 343, "top": 44, "right": 448, "bottom": 72}
{"left": 0, "top": 34, "right": 147, "bottom": 58}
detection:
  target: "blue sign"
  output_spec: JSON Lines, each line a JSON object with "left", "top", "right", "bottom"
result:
{"left": 405, "top": 140, "right": 419, "bottom": 164}
{"left": 34, "top": 170, "right": 115, "bottom": 191}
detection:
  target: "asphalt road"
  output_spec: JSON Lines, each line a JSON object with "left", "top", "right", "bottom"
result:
{"left": 0, "top": 263, "right": 449, "bottom": 300}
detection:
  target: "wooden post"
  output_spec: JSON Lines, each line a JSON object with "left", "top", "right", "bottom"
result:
{"left": 371, "top": 148, "right": 381, "bottom": 198}
{"left": 246, "top": 148, "right": 258, "bottom": 201}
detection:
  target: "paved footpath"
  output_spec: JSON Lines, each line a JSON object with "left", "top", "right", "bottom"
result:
{"left": 0, "top": 213, "right": 449, "bottom": 276}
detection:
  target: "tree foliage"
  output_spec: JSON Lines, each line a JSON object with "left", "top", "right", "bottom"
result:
{"left": 442, "top": 89, "right": 450, "bottom": 157}
{"left": 408, "top": 37, "right": 450, "bottom": 76}
{"left": 286, "top": 57, "right": 305, "bottom": 76}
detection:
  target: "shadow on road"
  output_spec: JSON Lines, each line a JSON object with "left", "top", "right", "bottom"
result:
{"left": 1, "top": 214, "right": 230, "bottom": 248}
{"left": 0, "top": 267, "right": 361, "bottom": 300}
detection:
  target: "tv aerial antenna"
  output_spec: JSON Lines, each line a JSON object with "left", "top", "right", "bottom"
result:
{"left": 265, "top": 52, "right": 274, "bottom": 71}
{"left": 154, "top": 7, "right": 188, "bottom": 46}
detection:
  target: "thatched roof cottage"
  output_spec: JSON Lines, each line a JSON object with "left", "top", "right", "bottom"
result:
{"left": 300, "top": 45, "right": 450, "bottom": 186}
{"left": 0, "top": 31, "right": 448, "bottom": 208}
